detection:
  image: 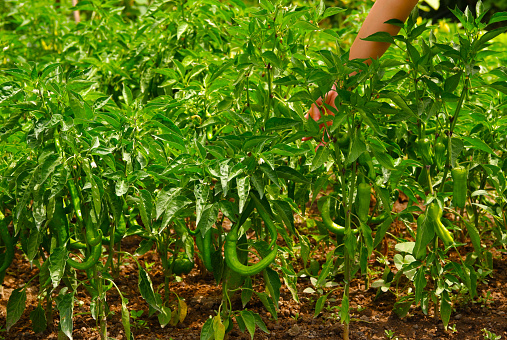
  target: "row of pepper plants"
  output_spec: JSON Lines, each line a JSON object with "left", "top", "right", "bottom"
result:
{"left": 1, "top": 0, "right": 507, "bottom": 339}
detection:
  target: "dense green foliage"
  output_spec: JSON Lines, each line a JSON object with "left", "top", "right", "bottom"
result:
{"left": 1, "top": 0, "right": 507, "bottom": 339}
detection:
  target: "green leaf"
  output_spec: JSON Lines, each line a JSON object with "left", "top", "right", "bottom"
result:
{"left": 276, "top": 166, "right": 309, "bottom": 183}
{"left": 440, "top": 291, "right": 451, "bottom": 329}
{"left": 294, "top": 20, "right": 319, "bottom": 31}
{"left": 314, "top": 292, "right": 330, "bottom": 318}
{"left": 196, "top": 203, "right": 219, "bottom": 236}
{"left": 30, "top": 305, "right": 47, "bottom": 334}
{"left": 241, "top": 277, "right": 253, "bottom": 308}
{"left": 255, "top": 292, "right": 277, "bottom": 320}
{"left": 361, "top": 31, "right": 395, "bottom": 44}
{"left": 213, "top": 315, "right": 226, "bottom": 340}
{"left": 254, "top": 313, "right": 269, "bottom": 333}
{"left": 56, "top": 291, "right": 74, "bottom": 340}
{"left": 237, "top": 176, "right": 250, "bottom": 214}
{"left": 155, "top": 187, "right": 181, "bottom": 219}
{"left": 177, "top": 22, "right": 189, "bottom": 40}
{"left": 241, "top": 310, "right": 256, "bottom": 340}
{"left": 322, "top": 7, "right": 346, "bottom": 18}
{"left": 200, "top": 317, "right": 213, "bottom": 340}
{"left": 311, "top": 146, "right": 329, "bottom": 171}
{"left": 121, "top": 297, "right": 131, "bottom": 338}
{"left": 414, "top": 267, "right": 427, "bottom": 305}
{"left": 463, "top": 220, "right": 481, "bottom": 256}
{"left": 6, "top": 288, "right": 26, "bottom": 331}
{"left": 265, "top": 117, "right": 301, "bottom": 131}
{"left": 259, "top": 0, "right": 274, "bottom": 12}
{"left": 264, "top": 267, "right": 281, "bottom": 306}
{"left": 488, "top": 12, "right": 507, "bottom": 25}
{"left": 413, "top": 212, "right": 435, "bottom": 260}
{"left": 288, "top": 90, "right": 313, "bottom": 102}
{"left": 488, "top": 81, "right": 507, "bottom": 94}
{"left": 393, "top": 299, "right": 412, "bottom": 318}
{"left": 138, "top": 189, "right": 153, "bottom": 229}
{"left": 462, "top": 136, "right": 495, "bottom": 155}
{"left": 450, "top": 137, "right": 464, "bottom": 166}
{"left": 444, "top": 72, "right": 462, "bottom": 93}
{"left": 157, "top": 306, "right": 172, "bottom": 328}
{"left": 425, "top": 0, "right": 439, "bottom": 10}
{"left": 340, "top": 292, "right": 350, "bottom": 324}
{"left": 138, "top": 268, "right": 161, "bottom": 312}
{"left": 345, "top": 133, "right": 366, "bottom": 164}
{"left": 49, "top": 247, "right": 68, "bottom": 288}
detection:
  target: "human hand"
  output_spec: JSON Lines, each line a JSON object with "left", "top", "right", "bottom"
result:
{"left": 302, "top": 85, "right": 338, "bottom": 142}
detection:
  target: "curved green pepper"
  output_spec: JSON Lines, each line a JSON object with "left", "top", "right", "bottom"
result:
{"left": 320, "top": 197, "right": 359, "bottom": 236}
{"left": 67, "top": 231, "right": 103, "bottom": 271}
{"left": 224, "top": 223, "right": 278, "bottom": 276}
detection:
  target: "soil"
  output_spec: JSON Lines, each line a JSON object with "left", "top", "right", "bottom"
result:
{"left": 2, "top": 196, "right": 507, "bottom": 340}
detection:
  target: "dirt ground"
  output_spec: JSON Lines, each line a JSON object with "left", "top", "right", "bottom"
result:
{"left": 2, "top": 198, "right": 507, "bottom": 340}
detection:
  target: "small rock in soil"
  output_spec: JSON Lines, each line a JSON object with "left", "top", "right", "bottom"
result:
{"left": 288, "top": 324, "right": 301, "bottom": 336}
{"left": 454, "top": 313, "right": 463, "bottom": 320}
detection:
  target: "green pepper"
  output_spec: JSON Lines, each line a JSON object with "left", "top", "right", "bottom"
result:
{"left": 172, "top": 253, "right": 194, "bottom": 275}
{"left": 68, "top": 178, "right": 84, "bottom": 224}
{"left": 250, "top": 193, "right": 278, "bottom": 248}
{"left": 320, "top": 197, "right": 359, "bottom": 237}
{"left": 67, "top": 230, "right": 103, "bottom": 271}
{"left": 0, "top": 219, "right": 14, "bottom": 275}
{"left": 434, "top": 142, "right": 446, "bottom": 170}
{"left": 427, "top": 203, "right": 453, "bottom": 247}
{"left": 48, "top": 197, "right": 69, "bottom": 248}
{"left": 224, "top": 223, "right": 278, "bottom": 276}
{"left": 451, "top": 166, "right": 468, "bottom": 209}
{"left": 335, "top": 131, "right": 350, "bottom": 148}
{"left": 356, "top": 183, "right": 371, "bottom": 224}
{"left": 196, "top": 228, "right": 214, "bottom": 273}
{"left": 358, "top": 152, "right": 375, "bottom": 179}
{"left": 418, "top": 138, "right": 434, "bottom": 165}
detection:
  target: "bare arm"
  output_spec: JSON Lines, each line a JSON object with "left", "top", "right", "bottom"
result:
{"left": 349, "top": 0, "right": 419, "bottom": 62}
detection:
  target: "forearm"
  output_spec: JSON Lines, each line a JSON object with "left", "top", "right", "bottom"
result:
{"left": 349, "top": 0, "right": 419, "bottom": 61}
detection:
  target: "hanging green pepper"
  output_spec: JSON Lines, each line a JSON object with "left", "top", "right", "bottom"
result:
{"left": 451, "top": 166, "right": 468, "bottom": 209}
{"left": 335, "top": 131, "right": 350, "bottom": 148}
{"left": 250, "top": 193, "right": 278, "bottom": 248}
{"left": 224, "top": 223, "right": 278, "bottom": 276}
{"left": 356, "top": 183, "right": 371, "bottom": 224}
{"left": 418, "top": 138, "right": 434, "bottom": 165}
{"left": 68, "top": 178, "right": 84, "bottom": 224}
{"left": 434, "top": 142, "right": 446, "bottom": 170}
{"left": 48, "top": 197, "right": 69, "bottom": 248}
{"left": 427, "top": 203, "right": 453, "bottom": 247}
{"left": 0, "top": 219, "right": 14, "bottom": 275}
{"left": 172, "top": 253, "right": 194, "bottom": 275}
{"left": 195, "top": 228, "right": 214, "bottom": 273}
{"left": 358, "top": 152, "right": 375, "bottom": 179}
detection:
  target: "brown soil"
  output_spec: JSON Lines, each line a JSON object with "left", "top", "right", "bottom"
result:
{"left": 2, "top": 198, "right": 507, "bottom": 340}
